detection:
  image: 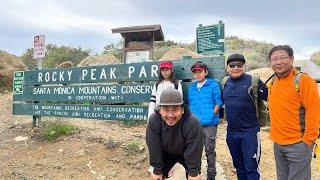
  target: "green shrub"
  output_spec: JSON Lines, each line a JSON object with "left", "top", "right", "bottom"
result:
{"left": 42, "top": 119, "right": 76, "bottom": 141}
{"left": 127, "top": 141, "right": 141, "bottom": 153}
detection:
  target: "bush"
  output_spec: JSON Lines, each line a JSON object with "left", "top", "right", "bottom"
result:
{"left": 311, "top": 51, "right": 320, "bottom": 66}
{"left": 42, "top": 119, "right": 76, "bottom": 141}
{"left": 127, "top": 141, "right": 142, "bottom": 153}
{"left": 0, "top": 50, "right": 25, "bottom": 92}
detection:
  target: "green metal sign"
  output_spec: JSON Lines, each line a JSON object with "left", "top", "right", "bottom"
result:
{"left": 12, "top": 56, "right": 226, "bottom": 121}
{"left": 13, "top": 103, "right": 148, "bottom": 121}
{"left": 13, "top": 71, "right": 24, "bottom": 94}
{"left": 197, "top": 21, "right": 225, "bottom": 55}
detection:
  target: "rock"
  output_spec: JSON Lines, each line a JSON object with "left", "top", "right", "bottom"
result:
{"left": 76, "top": 149, "right": 86, "bottom": 157}
{"left": 104, "top": 139, "right": 119, "bottom": 149}
{"left": 39, "top": 172, "right": 47, "bottom": 178}
{"left": 135, "top": 163, "right": 141, "bottom": 169}
{"left": 110, "top": 158, "right": 120, "bottom": 163}
{"left": 133, "top": 134, "right": 144, "bottom": 139}
{"left": 95, "top": 174, "right": 106, "bottom": 180}
{"left": 12, "top": 170, "right": 27, "bottom": 179}
{"left": 128, "top": 172, "right": 134, "bottom": 178}
{"left": 108, "top": 172, "right": 117, "bottom": 177}
{"left": 35, "top": 162, "right": 42, "bottom": 167}
{"left": 4, "top": 90, "right": 8, "bottom": 93}
{"left": 139, "top": 146, "right": 145, "bottom": 153}
{"left": 132, "top": 155, "right": 147, "bottom": 165}
{"left": 14, "top": 136, "right": 29, "bottom": 142}
{"left": 59, "top": 149, "right": 64, "bottom": 153}
{"left": 8, "top": 124, "right": 16, "bottom": 129}
{"left": 90, "top": 170, "right": 97, "bottom": 175}
{"left": 87, "top": 160, "right": 93, "bottom": 170}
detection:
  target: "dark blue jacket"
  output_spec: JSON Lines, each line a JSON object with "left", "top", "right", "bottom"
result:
{"left": 223, "top": 74, "right": 268, "bottom": 133}
{"left": 188, "top": 78, "right": 223, "bottom": 127}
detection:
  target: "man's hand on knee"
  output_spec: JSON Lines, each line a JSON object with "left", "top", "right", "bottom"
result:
{"left": 150, "top": 172, "right": 163, "bottom": 180}
{"left": 188, "top": 174, "right": 200, "bottom": 180}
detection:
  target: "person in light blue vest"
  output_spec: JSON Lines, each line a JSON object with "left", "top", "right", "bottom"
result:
{"left": 188, "top": 61, "right": 223, "bottom": 180}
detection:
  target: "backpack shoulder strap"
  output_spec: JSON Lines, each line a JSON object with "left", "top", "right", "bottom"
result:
{"left": 265, "top": 74, "right": 275, "bottom": 98}
{"left": 249, "top": 74, "right": 260, "bottom": 119}
{"left": 249, "top": 73, "right": 260, "bottom": 99}
{"left": 174, "top": 80, "right": 179, "bottom": 90}
{"left": 293, "top": 69, "right": 303, "bottom": 93}
{"left": 221, "top": 76, "right": 230, "bottom": 90}
{"left": 265, "top": 74, "right": 275, "bottom": 86}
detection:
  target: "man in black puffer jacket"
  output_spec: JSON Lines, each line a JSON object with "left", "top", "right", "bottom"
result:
{"left": 146, "top": 88, "right": 204, "bottom": 180}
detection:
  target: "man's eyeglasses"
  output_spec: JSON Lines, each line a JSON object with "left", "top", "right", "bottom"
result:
{"left": 270, "top": 56, "right": 291, "bottom": 62}
{"left": 228, "top": 63, "right": 244, "bottom": 69}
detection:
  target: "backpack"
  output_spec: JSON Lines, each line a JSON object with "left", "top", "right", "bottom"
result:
{"left": 267, "top": 69, "right": 303, "bottom": 94}
{"left": 267, "top": 69, "right": 305, "bottom": 130}
{"left": 155, "top": 79, "right": 179, "bottom": 91}
{"left": 221, "top": 74, "right": 268, "bottom": 127}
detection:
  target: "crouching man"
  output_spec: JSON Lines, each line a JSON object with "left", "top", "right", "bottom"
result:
{"left": 146, "top": 88, "right": 203, "bottom": 180}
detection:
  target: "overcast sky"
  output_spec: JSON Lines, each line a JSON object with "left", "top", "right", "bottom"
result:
{"left": 0, "top": 0, "right": 319, "bottom": 59}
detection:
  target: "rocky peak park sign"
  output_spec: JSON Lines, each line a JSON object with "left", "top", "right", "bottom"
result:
{"left": 13, "top": 56, "right": 225, "bottom": 122}
{"left": 27, "top": 63, "right": 160, "bottom": 85}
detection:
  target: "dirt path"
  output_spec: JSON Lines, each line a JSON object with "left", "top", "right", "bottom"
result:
{"left": 1, "top": 92, "right": 319, "bottom": 179}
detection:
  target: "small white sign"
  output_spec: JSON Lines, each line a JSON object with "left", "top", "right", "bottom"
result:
{"left": 33, "top": 35, "right": 46, "bottom": 59}
{"left": 126, "top": 51, "right": 150, "bottom": 63}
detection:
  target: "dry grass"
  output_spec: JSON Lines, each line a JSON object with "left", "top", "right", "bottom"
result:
{"left": 0, "top": 50, "right": 25, "bottom": 92}
{"left": 77, "top": 54, "right": 120, "bottom": 67}
{"left": 58, "top": 61, "right": 73, "bottom": 68}
{"left": 160, "top": 48, "right": 202, "bottom": 61}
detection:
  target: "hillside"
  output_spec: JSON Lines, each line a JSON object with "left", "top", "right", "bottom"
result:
{"left": 153, "top": 37, "right": 274, "bottom": 70}
{"left": 311, "top": 50, "right": 320, "bottom": 66}
{"left": 225, "top": 36, "right": 274, "bottom": 70}
{"left": 104, "top": 36, "right": 275, "bottom": 71}
{"left": 0, "top": 50, "right": 25, "bottom": 92}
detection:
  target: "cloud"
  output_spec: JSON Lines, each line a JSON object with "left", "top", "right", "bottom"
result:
{"left": 0, "top": 0, "right": 319, "bottom": 58}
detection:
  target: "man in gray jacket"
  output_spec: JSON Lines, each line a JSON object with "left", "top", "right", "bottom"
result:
{"left": 146, "top": 88, "right": 203, "bottom": 180}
